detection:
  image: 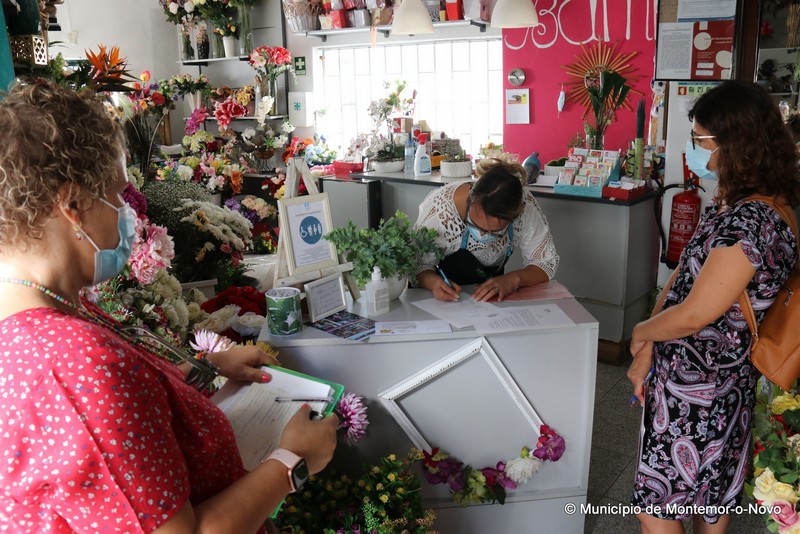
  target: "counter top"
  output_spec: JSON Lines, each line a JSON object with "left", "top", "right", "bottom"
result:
{"left": 348, "top": 170, "right": 475, "bottom": 186}
{"left": 259, "top": 288, "right": 597, "bottom": 348}
{"left": 528, "top": 185, "right": 657, "bottom": 206}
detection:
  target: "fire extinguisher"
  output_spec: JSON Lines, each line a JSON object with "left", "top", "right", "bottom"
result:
{"left": 654, "top": 184, "right": 704, "bottom": 269}
{"left": 665, "top": 188, "right": 701, "bottom": 266}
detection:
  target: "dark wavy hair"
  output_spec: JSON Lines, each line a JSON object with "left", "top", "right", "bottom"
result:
{"left": 0, "top": 79, "right": 124, "bottom": 251}
{"left": 469, "top": 159, "right": 526, "bottom": 221}
{"left": 688, "top": 80, "right": 800, "bottom": 207}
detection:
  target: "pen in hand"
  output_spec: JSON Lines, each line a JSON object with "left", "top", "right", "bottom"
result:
{"left": 630, "top": 366, "right": 655, "bottom": 407}
{"left": 436, "top": 267, "right": 459, "bottom": 300}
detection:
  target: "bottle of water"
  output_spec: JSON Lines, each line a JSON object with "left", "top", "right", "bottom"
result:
{"left": 404, "top": 136, "right": 415, "bottom": 175}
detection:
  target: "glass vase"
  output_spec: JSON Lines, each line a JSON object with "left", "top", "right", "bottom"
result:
{"left": 179, "top": 26, "right": 194, "bottom": 61}
{"left": 257, "top": 76, "right": 279, "bottom": 116}
{"left": 211, "top": 32, "right": 225, "bottom": 59}
{"left": 238, "top": 7, "right": 253, "bottom": 56}
{"left": 195, "top": 26, "right": 210, "bottom": 60}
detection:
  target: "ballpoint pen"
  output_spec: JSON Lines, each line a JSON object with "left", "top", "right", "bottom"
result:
{"left": 275, "top": 396, "right": 334, "bottom": 403}
{"left": 630, "top": 365, "right": 655, "bottom": 407}
{"left": 436, "top": 267, "right": 459, "bottom": 300}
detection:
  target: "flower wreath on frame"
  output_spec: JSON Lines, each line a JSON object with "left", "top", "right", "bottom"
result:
{"left": 418, "top": 424, "right": 565, "bottom": 505}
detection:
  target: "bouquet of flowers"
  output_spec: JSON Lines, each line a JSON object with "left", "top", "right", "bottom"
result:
{"left": 211, "top": 15, "right": 239, "bottom": 37}
{"left": 158, "top": 0, "right": 198, "bottom": 25}
{"left": 748, "top": 385, "right": 800, "bottom": 532}
{"left": 277, "top": 450, "right": 437, "bottom": 534}
{"left": 185, "top": 106, "right": 212, "bottom": 136}
{"left": 161, "top": 73, "right": 211, "bottom": 98}
{"left": 192, "top": 285, "right": 268, "bottom": 343}
{"left": 282, "top": 135, "right": 336, "bottom": 166}
{"left": 124, "top": 71, "right": 176, "bottom": 175}
{"left": 248, "top": 45, "right": 294, "bottom": 81}
{"left": 224, "top": 196, "right": 279, "bottom": 254}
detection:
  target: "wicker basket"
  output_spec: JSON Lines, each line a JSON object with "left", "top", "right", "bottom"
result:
{"left": 282, "top": 0, "right": 322, "bottom": 32}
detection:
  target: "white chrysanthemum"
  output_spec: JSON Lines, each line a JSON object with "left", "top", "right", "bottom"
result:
{"left": 176, "top": 165, "right": 194, "bottom": 181}
{"left": 190, "top": 329, "right": 236, "bottom": 353}
{"left": 505, "top": 456, "right": 543, "bottom": 485}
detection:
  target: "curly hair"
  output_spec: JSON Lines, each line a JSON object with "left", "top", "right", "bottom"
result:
{"left": 688, "top": 80, "right": 800, "bottom": 207}
{"left": 0, "top": 79, "right": 124, "bottom": 251}
{"left": 470, "top": 158, "right": 526, "bottom": 221}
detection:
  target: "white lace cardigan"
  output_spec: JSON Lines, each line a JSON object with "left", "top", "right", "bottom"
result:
{"left": 413, "top": 181, "right": 559, "bottom": 279}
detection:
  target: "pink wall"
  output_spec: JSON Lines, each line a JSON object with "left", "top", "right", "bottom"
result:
{"left": 502, "top": 0, "right": 658, "bottom": 164}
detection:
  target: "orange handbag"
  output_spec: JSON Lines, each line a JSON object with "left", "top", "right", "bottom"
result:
{"left": 737, "top": 196, "right": 800, "bottom": 391}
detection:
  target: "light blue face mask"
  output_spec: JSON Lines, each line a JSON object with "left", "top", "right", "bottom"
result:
{"left": 79, "top": 197, "right": 136, "bottom": 285}
{"left": 465, "top": 213, "right": 500, "bottom": 244}
{"left": 685, "top": 140, "right": 719, "bottom": 181}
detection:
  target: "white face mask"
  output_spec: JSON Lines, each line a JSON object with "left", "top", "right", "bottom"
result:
{"left": 465, "top": 213, "right": 500, "bottom": 244}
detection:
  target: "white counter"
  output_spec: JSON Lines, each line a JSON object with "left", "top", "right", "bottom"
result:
{"left": 260, "top": 289, "right": 598, "bottom": 533}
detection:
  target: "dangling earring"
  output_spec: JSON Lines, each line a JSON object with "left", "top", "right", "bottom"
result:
{"left": 73, "top": 225, "right": 82, "bottom": 240}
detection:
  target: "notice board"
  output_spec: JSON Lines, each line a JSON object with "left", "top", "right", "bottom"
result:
{"left": 655, "top": 0, "right": 737, "bottom": 81}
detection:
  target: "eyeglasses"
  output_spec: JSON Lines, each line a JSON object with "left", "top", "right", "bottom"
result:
{"left": 690, "top": 129, "right": 717, "bottom": 150}
{"left": 465, "top": 199, "right": 510, "bottom": 237}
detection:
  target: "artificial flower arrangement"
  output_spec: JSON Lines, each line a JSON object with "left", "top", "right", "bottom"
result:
{"left": 224, "top": 196, "right": 279, "bottom": 254}
{"left": 234, "top": 85, "right": 255, "bottom": 109}
{"left": 365, "top": 80, "right": 415, "bottom": 163}
{"left": 261, "top": 169, "right": 306, "bottom": 200}
{"left": 211, "top": 15, "right": 239, "bottom": 37}
{"left": 747, "top": 385, "right": 800, "bottom": 533}
{"left": 420, "top": 424, "right": 565, "bottom": 506}
{"left": 248, "top": 45, "right": 295, "bottom": 82}
{"left": 161, "top": 72, "right": 212, "bottom": 98}
{"left": 142, "top": 180, "right": 253, "bottom": 288}
{"left": 185, "top": 106, "right": 212, "bottom": 136}
{"left": 158, "top": 0, "right": 198, "bottom": 25}
{"left": 239, "top": 120, "right": 294, "bottom": 171}
{"left": 156, "top": 152, "right": 248, "bottom": 195}
{"left": 277, "top": 450, "right": 437, "bottom": 534}
{"left": 193, "top": 285, "right": 268, "bottom": 343}
{"left": 282, "top": 134, "right": 337, "bottom": 166}
{"left": 124, "top": 71, "right": 176, "bottom": 175}
{"left": 215, "top": 95, "right": 248, "bottom": 131}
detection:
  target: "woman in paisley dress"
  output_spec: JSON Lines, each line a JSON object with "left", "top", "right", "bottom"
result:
{"left": 627, "top": 80, "right": 800, "bottom": 533}
{"left": 414, "top": 158, "right": 559, "bottom": 302}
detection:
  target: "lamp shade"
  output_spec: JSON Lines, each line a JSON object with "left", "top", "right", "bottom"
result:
{"left": 391, "top": 0, "right": 434, "bottom": 35}
{"left": 490, "top": 0, "right": 539, "bottom": 29}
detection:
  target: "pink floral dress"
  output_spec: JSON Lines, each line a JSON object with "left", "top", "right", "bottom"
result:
{"left": 0, "top": 307, "right": 248, "bottom": 532}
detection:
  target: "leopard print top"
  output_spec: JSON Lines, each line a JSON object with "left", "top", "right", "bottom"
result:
{"left": 413, "top": 181, "right": 559, "bottom": 279}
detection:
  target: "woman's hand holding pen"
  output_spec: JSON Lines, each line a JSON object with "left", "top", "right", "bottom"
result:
{"left": 432, "top": 276, "right": 461, "bottom": 301}
{"left": 280, "top": 406, "right": 338, "bottom": 475}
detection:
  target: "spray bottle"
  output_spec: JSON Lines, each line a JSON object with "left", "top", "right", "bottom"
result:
{"left": 414, "top": 133, "right": 431, "bottom": 176}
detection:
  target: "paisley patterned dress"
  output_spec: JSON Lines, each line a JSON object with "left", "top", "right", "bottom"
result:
{"left": 631, "top": 199, "right": 797, "bottom": 523}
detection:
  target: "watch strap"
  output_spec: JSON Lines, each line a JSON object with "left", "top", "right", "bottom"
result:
{"left": 264, "top": 448, "right": 304, "bottom": 492}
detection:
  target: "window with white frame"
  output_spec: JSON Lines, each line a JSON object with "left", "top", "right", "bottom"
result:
{"left": 312, "top": 38, "right": 503, "bottom": 158}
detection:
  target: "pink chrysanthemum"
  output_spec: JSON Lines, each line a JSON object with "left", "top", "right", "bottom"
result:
{"left": 336, "top": 392, "right": 369, "bottom": 444}
{"left": 129, "top": 217, "right": 175, "bottom": 285}
{"left": 190, "top": 329, "right": 236, "bottom": 353}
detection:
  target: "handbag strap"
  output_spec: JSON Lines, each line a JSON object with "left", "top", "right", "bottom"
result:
{"left": 736, "top": 195, "right": 800, "bottom": 336}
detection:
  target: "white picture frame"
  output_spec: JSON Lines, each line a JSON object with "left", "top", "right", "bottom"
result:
{"left": 304, "top": 272, "right": 347, "bottom": 323}
{"left": 277, "top": 193, "right": 338, "bottom": 275}
{"left": 378, "top": 337, "right": 544, "bottom": 453}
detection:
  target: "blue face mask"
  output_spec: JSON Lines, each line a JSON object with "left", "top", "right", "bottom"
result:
{"left": 80, "top": 197, "right": 136, "bottom": 285}
{"left": 465, "top": 213, "right": 500, "bottom": 244}
{"left": 685, "top": 140, "right": 719, "bottom": 181}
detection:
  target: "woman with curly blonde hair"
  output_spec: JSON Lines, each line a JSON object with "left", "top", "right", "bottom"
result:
{"left": 414, "top": 156, "right": 559, "bottom": 302}
{"left": 0, "top": 80, "right": 337, "bottom": 533}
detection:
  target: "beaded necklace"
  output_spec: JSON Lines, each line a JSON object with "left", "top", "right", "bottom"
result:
{"left": 0, "top": 277, "right": 78, "bottom": 309}
{"left": 0, "top": 277, "right": 218, "bottom": 390}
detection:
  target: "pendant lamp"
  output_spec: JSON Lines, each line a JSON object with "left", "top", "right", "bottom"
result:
{"left": 490, "top": 0, "right": 539, "bottom": 29}
{"left": 391, "top": 0, "right": 433, "bottom": 35}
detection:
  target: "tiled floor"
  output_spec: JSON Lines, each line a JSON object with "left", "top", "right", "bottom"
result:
{"left": 586, "top": 358, "right": 771, "bottom": 533}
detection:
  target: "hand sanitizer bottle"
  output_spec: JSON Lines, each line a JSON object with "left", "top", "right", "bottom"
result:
{"left": 404, "top": 136, "right": 415, "bottom": 175}
{"left": 414, "top": 133, "right": 432, "bottom": 176}
{"left": 365, "top": 266, "right": 390, "bottom": 316}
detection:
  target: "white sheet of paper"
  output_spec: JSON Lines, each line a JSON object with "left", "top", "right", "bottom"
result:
{"left": 473, "top": 304, "right": 576, "bottom": 334}
{"left": 374, "top": 320, "right": 452, "bottom": 336}
{"left": 213, "top": 368, "right": 333, "bottom": 471}
{"left": 411, "top": 297, "right": 499, "bottom": 329}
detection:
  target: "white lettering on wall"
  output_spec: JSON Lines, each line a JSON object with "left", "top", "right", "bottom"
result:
{"left": 503, "top": 0, "right": 656, "bottom": 50}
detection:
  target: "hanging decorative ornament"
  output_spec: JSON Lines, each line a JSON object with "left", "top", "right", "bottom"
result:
{"left": 557, "top": 84, "right": 566, "bottom": 117}
{"left": 561, "top": 40, "right": 643, "bottom": 120}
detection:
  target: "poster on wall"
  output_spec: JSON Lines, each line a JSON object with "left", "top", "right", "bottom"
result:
{"left": 655, "top": 0, "right": 736, "bottom": 81}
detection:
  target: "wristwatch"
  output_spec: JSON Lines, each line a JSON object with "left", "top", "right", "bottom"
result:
{"left": 264, "top": 449, "right": 309, "bottom": 492}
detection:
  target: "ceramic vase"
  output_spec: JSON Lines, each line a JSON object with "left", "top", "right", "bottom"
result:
{"left": 222, "top": 36, "right": 237, "bottom": 58}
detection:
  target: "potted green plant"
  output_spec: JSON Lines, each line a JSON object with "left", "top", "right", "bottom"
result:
{"left": 439, "top": 148, "right": 473, "bottom": 178}
{"left": 324, "top": 211, "right": 443, "bottom": 299}
{"left": 369, "top": 139, "right": 405, "bottom": 172}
